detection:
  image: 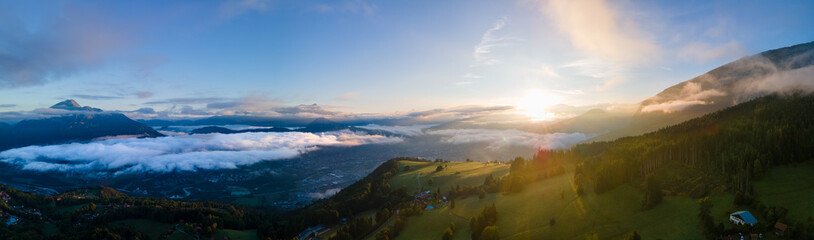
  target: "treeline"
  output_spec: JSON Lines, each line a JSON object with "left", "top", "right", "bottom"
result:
{"left": 0, "top": 185, "right": 266, "bottom": 240}
{"left": 449, "top": 150, "right": 570, "bottom": 200}
{"left": 470, "top": 204, "right": 499, "bottom": 240}
{"left": 572, "top": 94, "right": 814, "bottom": 197}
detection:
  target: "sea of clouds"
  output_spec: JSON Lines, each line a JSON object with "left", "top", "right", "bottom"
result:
{"left": 0, "top": 130, "right": 402, "bottom": 174}
{"left": 355, "top": 124, "right": 437, "bottom": 136}
{"left": 427, "top": 129, "right": 591, "bottom": 150}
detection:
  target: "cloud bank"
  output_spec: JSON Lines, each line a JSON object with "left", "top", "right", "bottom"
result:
{"left": 309, "top": 188, "right": 342, "bottom": 200}
{"left": 427, "top": 128, "right": 590, "bottom": 150}
{"left": 0, "top": 131, "right": 401, "bottom": 174}
{"left": 641, "top": 44, "right": 814, "bottom": 113}
{"left": 355, "top": 124, "right": 436, "bottom": 137}
{"left": 640, "top": 81, "right": 727, "bottom": 113}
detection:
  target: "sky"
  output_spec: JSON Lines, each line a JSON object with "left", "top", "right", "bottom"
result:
{"left": 0, "top": 0, "right": 812, "bottom": 120}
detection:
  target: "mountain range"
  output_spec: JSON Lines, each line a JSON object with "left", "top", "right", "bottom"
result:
{"left": 0, "top": 100, "right": 163, "bottom": 151}
{"left": 537, "top": 41, "right": 814, "bottom": 142}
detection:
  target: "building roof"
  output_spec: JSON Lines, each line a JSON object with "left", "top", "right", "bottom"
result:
{"left": 731, "top": 211, "right": 758, "bottom": 224}
{"left": 775, "top": 222, "right": 788, "bottom": 230}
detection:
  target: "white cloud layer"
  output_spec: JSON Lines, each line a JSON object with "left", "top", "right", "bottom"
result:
{"left": 0, "top": 131, "right": 401, "bottom": 174}
{"left": 427, "top": 128, "right": 590, "bottom": 150}
{"left": 641, "top": 46, "right": 814, "bottom": 113}
{"left": 355, "top": 124, "right": 436, "bottom": 136}
{"left": 309, "top": 188, "right": 342, "bottom": 199}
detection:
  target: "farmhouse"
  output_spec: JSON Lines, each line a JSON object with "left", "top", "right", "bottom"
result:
{"left": 729, "top": 210, "right": 757, "bottom": 226}
{"left": 775, "top": 222, "right": 788, "bottom": 236}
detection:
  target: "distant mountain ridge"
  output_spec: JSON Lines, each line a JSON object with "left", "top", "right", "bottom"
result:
{"left": 0, "top": 100, "right": 163, "bottom": 151}
{"left": 190, "top": 126, "right": 292, "bottom": 134}
{"left": 593, "top": 41, "right": 814, "bottom": 141}
{"left": 188, "top": 117, "right": 399, "bottom": 136}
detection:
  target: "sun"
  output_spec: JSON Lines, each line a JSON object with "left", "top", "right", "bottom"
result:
{"left": 515, "top": 91, "right": 560, "bottom": 122}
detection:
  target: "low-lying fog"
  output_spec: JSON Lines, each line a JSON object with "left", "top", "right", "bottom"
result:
{"left": 0, "top": 125, "right": 589, "bottom": 209}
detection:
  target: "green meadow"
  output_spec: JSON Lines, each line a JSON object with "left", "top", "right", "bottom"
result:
{"left": 382, "top": 159, "right": 814, "bottom": 240}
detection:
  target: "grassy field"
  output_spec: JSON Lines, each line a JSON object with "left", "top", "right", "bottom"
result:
{"left": 394, "top": 204, "right": 472, "bottom": 240}
{"left": 754, "top": 161, "right": 814, "bottom": 222}
{"left": 387, "top": 159, "right": 814, "bottom": 240}
{"left": 388, "top": 160, "right": 714, "bottom": 240}
{"left": 390, "top": 161, "right": 510, "bottom": 195}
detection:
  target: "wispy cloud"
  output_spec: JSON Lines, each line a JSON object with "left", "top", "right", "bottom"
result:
{"left": 472, "top": 17, "right": 517, "bottom": 66}
{"left": 335, "top": 92, "right": 359, "bottom": 101}
{"left": 218, "top": 0, "right": 271, "bottom": 19}
{"left": 462, "top": 73, "right": 483, "bottom": 79}
{"left": 180, "top": 105, "right": 211, "bottom": 115}
{"left": 145, "top": 97, "right": 227, "bottom": 105}
{"left": 549, "top": 89, "right": 584, "bottom": 95}
{"left": 206, "top": 94, "right": 281, "bottom": 112}
{"left": 562, "top": 58, "right": 628, "bottom": 91}
{"left": 71, "top": 94, "right": 123, "bottom": 100}
{"left": 561, "top": 59, "right": 620, "bottom": 79}
{"left": 678, "top": 40, "right": 746, "bottom": 63}
{"left": 594, "top": 76, "right": 628, "bottom": 91}
{"left": 0, "top": 130, "right": 402, "bottom": 174}
{"left": 542, "top": 65, "right": 560, "bottom": 78}
{"left": 136, "top": 91, "right": 154, "bottom": 99}
{"left": 542, "top": 0, "right": 659, "bottom": 64}
{"left": 308, "top": 0, "right": 377, "bottom": 16}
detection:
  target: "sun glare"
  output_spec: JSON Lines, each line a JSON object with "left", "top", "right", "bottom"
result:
{"left": 516, "top": 91, "right": 560, "bottom": 122}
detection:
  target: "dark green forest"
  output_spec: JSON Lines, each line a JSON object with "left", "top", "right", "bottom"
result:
{"left": 573, "top": 93, "right": 814, "bottom": 197}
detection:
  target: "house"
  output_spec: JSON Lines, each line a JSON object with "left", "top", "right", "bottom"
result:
{"left": 775, "top": 222, "right": 788, "bottom": 236}
{"left": 729, "top": 211, "right": 757, "bottom": 226}
{"left": 416, "top": 191, "right": 431, "bottom": 201}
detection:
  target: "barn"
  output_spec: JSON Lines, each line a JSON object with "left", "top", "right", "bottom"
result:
{"left": 729, "top": 211, "right": 757, "bottom": 226}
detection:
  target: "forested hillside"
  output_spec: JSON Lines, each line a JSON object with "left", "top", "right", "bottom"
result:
{"left": 573, "top": 93, "right": 814, "bottom": 197}
{"left": 0, "top": 185, "right": 267, "bottom": 239}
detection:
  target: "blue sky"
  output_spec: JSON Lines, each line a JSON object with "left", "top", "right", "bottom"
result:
{"left": 0, "top": 0, "right": 812, "bottom": 119}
